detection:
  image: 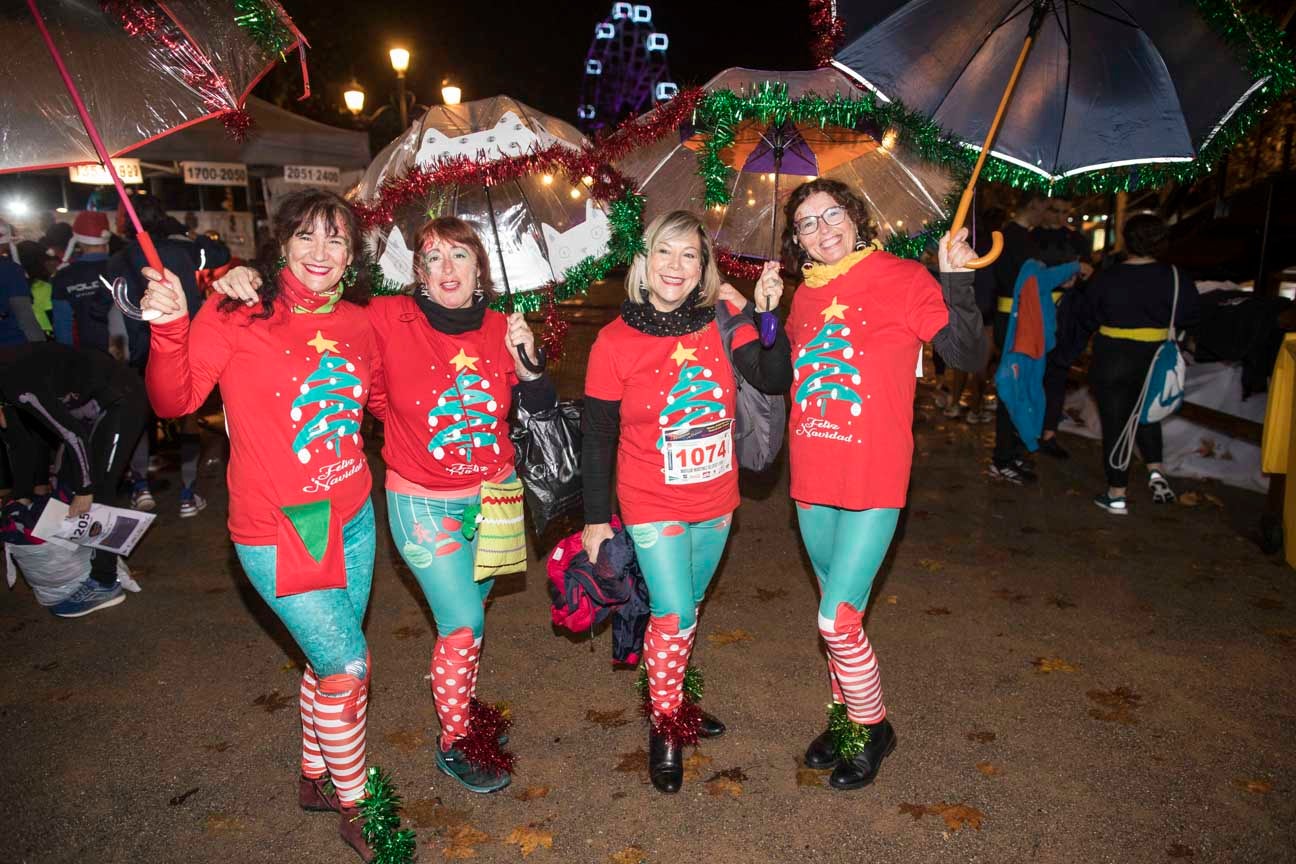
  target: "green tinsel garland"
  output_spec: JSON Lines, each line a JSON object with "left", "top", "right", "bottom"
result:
{"left": 636, "top": 662, "right": 705, "bottom": 705}
{"left": 826, "top": 702, "right": 871, "bottom": 762}
{"left": 368, "top": 262, "right": 408, "bottom": 297}
{"left": 233, "top": 0, "right": 295, "bottom": 57}
{"left": 356, "top": 766, "right": 416, "bottom": 864}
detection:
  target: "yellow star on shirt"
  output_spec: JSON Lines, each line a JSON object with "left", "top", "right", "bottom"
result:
{"left": 306, "top": 330, "right": 338, "bottom": 353}
{"left": 670, "top": 341, "right": 697, "bottom": 366}
{"left": 449, "top": 348, "right": 479, "bottom": 372}
{"left": 821, "top": 296, "right": 849, "bottom": 323}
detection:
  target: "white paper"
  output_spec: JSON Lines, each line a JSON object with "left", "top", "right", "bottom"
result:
{"left": 32, "top": 500, "right": 155, "bottom": 557}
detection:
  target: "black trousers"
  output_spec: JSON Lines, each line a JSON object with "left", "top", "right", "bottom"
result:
{"left": 992, "top": 312, "right": 1025, "bottom": 464}
{"left": 1043, "top": 353, "right": 1068, "bottom": 433}
{"left": 1090, "top": 335, "right": 1163, "bottom": 488}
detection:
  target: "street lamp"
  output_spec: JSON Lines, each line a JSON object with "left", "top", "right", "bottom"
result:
{"left": 390, "top": 47, "right": 411, "bottom": 129}
{"left": 343, "top": 82, "right": 366, "bottom": 116}
{"left": 441, "top": 78, "right": 462, "bottom": 106}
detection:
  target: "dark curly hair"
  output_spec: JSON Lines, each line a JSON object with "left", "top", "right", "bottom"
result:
{"left": 779, "top": 178, "right": 876, "bottom": 275}
{"left": 221, "top": 188, "right": 370, "bottom": 319}
{"left": 1123, "top": 212, "right": 1170, "bottom": 259}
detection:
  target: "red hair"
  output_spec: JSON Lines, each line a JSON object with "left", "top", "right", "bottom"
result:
{"left": 412, "top": 217, "right": 496, "bottom": 300}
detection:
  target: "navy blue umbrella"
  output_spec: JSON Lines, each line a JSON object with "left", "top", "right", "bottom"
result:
{"left": 831, "top": 0, "right": 1285, "bottom": 265}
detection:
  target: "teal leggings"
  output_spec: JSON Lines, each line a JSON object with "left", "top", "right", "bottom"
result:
{"left": 627, "top": 514, "right": 733, "bottom": 630}
{"left": 795, "top": 504, "right": 900, "bottom": 618}
{"left": 234, "top": 499, "right": 375, "bottom": 678}
{"left": 386, "top": 487, "right": 494, "bottom": 639}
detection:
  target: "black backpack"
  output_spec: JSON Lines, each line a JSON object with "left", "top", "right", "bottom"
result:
{"left": 714, "top": 302, "right": 785, "bottom": 471}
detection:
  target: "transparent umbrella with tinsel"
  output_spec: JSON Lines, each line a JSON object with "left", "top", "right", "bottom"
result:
{"left": 614, "top": 67, "right": 957, "bottom": 272}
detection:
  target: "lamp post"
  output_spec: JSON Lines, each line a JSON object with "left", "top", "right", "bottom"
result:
{"left": 343, "top": 81, "right": 366, "bottom": 117}
{"left": 441, "top": 78, "right": 462, "bottom": 106}
{"left": 390, "top": 47, "right": 411, "bottom": 129}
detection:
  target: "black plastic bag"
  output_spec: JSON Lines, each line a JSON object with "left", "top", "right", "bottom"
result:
{"left": 510, "top": 399, "right": 582, "bottom": 534}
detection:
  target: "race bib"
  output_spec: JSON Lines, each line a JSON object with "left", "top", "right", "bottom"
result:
{"left": 662, "top": 419, "right": 734, "bottom": 485}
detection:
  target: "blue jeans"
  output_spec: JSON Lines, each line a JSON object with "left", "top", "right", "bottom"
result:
{"left": 234, "top": 499, "right": 375, "bottom": 677}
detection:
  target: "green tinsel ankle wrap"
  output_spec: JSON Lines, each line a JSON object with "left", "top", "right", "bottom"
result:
{"left": 357, "top": 766, "right": 417, "bottom": 864}
{"left": 827, "top": 702, "right": 872, "bottom": 761}
{"left": 636, "top": 663, "right": 705, "bottom": 705}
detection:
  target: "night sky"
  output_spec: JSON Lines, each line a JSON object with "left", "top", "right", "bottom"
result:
{"left": 258, "top": 0, "right": 816, "bottom": 129}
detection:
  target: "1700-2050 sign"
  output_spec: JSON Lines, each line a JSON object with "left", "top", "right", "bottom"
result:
{"left": 181, "top": 162, "right": 248, "bottom": 186}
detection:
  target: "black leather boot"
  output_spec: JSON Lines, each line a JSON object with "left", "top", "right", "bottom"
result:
{"left": 828, "top": 718, "right": 896, "bottom": 790}
{"left": 804, "top": 727, "right": 838, "bottom": 769}
{"left": 697, "top": 710, "right": 726, "bottom": 739}
{"left": 648, "top": 728, "right": 683, "bottom": 793}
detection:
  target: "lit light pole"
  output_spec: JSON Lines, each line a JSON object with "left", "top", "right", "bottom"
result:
{"left": 441, "top": 78, "right": 462, "bottom": 106}
{"left": 390, "top": 47, "right": 411, "bottom": 129}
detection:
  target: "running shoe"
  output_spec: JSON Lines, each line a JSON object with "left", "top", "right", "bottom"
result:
{"left": 179, "top": 489, "right": 207, "bottom": 519}
{"left": 989, "top": 460, "right": 1037, "bottom": 485}
{"left": 964, "top": 408, "right": 993, "bottom": 425}
{"left": 130, "top": 481, "right": 156, "bottom": 512}
{"left": 942, "top": 403, "right": 964, "bottom": 419}
{"left": 435, "top": 741, "right": 511, "bottom": 794}
{"left": 1094, "top": 493, "right": 1129, "bottom": 515}
{"left": 50, "top": 576, "right": 125, "bottom": 618}
{"left": 1148, "top": 471, "right": 1176, "bottom": 504}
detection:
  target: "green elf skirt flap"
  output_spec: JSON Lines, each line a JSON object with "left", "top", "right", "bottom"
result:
{"left": 473, "top": 477, "right": 527, "bottom": 583}
{"left": 274, "top": 499, "right": 347, "bottom": 597}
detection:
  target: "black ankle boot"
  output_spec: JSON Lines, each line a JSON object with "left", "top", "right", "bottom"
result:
{"left": 697, "top": 710, "right": 726, "bottom": 739}
{"left": 828, "top": 718, "right": 896, "bottom": 790}
{"left": 648, "top": 728, "right": 683, "bottom": 793}
{"left": 804, "top": 727, "right": 838, "bottom": 769}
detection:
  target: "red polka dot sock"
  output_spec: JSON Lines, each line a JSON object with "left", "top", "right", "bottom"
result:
{"left": 299, "top": 664, "right": 326, "bottom": 779}
{"left": 819, "top": 602, "right": 886, "bottom": 725}
{"left": 431, "top": 627, "right": 482, "bottom": 750}
{"left": 643, "top": 614, "right": 696, "bottom": 722}
{"left": 313, "top": 665, "right": 370, "bottom": 805}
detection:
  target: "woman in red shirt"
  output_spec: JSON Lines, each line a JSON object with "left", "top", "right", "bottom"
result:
{"left": 772, "top": 179, "right": 983, "bottom": 791}
{"left": 140, "top": 189, "right": 382, "bottom": 861}
{"left": 213, "top": 217, "right": 551, "bottom": 794}
{"left": 581, "top": 210, "right": 791, "bottom": 793}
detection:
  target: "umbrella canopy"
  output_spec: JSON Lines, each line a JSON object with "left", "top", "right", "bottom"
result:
{"left": 616, "top": 67, "right": 955, "bottom": 260}
{"left": 356, "top": 96, "right": 611, "bottom": 297}
{"left": 0, "top": 0, "right": 305, "bottom": 173}
{"left": 831, "top": 0, "right": 1289, "bottom": 184}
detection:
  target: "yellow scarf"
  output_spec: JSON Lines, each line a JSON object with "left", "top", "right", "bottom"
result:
{"left": 800, "top": 241, "right": 884, "bottom": 288}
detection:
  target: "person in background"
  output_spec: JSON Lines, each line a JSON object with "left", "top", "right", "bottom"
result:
{"left": 17, "top": 241, "right": 56, "bottom": 338}
{"left": 51, "top": 211, "right": 122, "bottom": 355}
{"left": 0, "top": 221, "right": 44, "bottom": 345}
{"left": 108, "top": 195, "right": 206, "bottom": 517}
{"left": 1078, "top": 212, "right": 1200, "bottom": 515}
{"left": 0, "top": 342, "right": 148, "bottom": 617}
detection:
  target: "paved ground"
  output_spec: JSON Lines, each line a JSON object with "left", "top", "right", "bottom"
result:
{"left": 5, "top": 339, "right": 1296, "bottom": 863}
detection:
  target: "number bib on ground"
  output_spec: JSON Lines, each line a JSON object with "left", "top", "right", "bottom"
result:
{"left": 662, "top": 419, "right": 733, "bottom": 485}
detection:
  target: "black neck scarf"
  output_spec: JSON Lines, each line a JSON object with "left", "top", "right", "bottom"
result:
{"left": 413, "top": 288, "right": 488, "bottom": 334}
{"left": 620, "top": 287, "right": 715, "bottom": 337}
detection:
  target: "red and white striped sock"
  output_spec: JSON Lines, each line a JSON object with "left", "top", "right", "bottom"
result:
{"left": 643, "top": 614, "right": 696, "bottom": 721}
{"left": 314, "top": 662, "right": 369, "bottom": 805}
{"left": 299, "top": 665, "right": 326, "bottom": 779}
{"left": 819, "top": 602, "right": 886, "bottom": 725}
{"left": 826, "top": 657, "right": 845, "bottom": 706}
{"left": 431, "top": 627, "right": 481, "bottom": 750}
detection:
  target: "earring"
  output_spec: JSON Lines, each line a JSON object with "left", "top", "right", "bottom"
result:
{"left": 274, "top": 255, "right": 287, "bottom": 274}
{"left": 340, "top": 264, "right": 357, "bottom": 291}
{"left": 854, "top": 239, "right": 867, "bottom": 251}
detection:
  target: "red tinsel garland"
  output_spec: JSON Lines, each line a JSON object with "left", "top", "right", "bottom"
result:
{"left": 456, "top": 698, "right": 516, "bottom": 775}
{"left": 594, "top": 87, "right": 705, "bottom": 162}
{"left": 715, "top": 247, "right": 768, "bottom": 282}
{"left": 538, "top": 283, "right": 569, "bottom": 362}
{"left": 809, "top": 0, "right": 846, "bottom": 67}
{"left": 647, "top": 699, "right": 704, "bottom": 747}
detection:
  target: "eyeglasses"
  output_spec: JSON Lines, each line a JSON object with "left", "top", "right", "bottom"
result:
{"left": 794, "top": 206, "right": 848, "bottom": 236}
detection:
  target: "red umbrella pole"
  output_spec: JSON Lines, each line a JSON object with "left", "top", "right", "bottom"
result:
{"left": 27, "top": 0, "right": 164, "bottom": 273}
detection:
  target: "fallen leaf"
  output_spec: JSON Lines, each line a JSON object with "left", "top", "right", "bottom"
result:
{"left": 754, "top": 587, "right": 788, "bottom": 602}
{"left": 917, "top": 559, "right": 944, "bottom": 572}
{"left": 933, "top": 803, "right": 984, "bottom": 832}
{"left": 495, "top": 701, "right": 512, "bottom": 720}
{"left": 707, "top": 628, "right": 753, "bottom": 645}
{"left": 708, "top": 767, "right": 748, "bottom": 782}
{"left": 1046, "top": 595, "right": 1077, "bottom": 609}
{"left": 202, "top": 741, "right": 230, "bottom": 753}
{"left": 384, "top": 729, "right": 425, "bottom": 753}
{"left": 966, "top": 730, "right": 996, "bottom": 744}
{"left": 898, "top": 802, "right": 927, "bottom": 820}
{"left": 1252, "top": 597, "right": 1285, "bottom": 611}
{"left": 1203, "top": 493, "right": 1225, "bottom": 508}
{"left": 614, "top": 749, "right": 648, "bottom": 773}
{"left": 975, "top": 761, "right": 1001, "bottom": 777}
{"left": 993, "top": 588, "right": 1032, "bottom": 604}
{"left": 1032, "top": 657, "right": 1079, "bottom": 674}
{"left": 1087, "top": 687, "right": 1142, "bottom": 724}
{"left": 1266, "top": 628, "right": 1296, "bottom": 644}
{"left": 168, "top": 787, "right": 200, "bottom": 806}
{"left": 279, "top": 659, "right": 299, "bottom": 672}
{"left": 505, "top": 824, "right": 553, "bottom": 857}
{"left": 392, "top": 625, "right": 423, "bottom": 640}
{"left": 1167, "top": 844, "right": 1194, "bottom": 859}
{"left": 585, "top": 708, "right": 630, "bottom": 729}
{"left": 609, "top": 846, "right": 646, "bottom": 864}
{"left": 406, "top": 798, "right": 470, "bottom": 831}
{"left": 1178, "top": 491, "right": 1202, "bottom": 507}
{"left": 443, "top": 823, "right": 491, "bottom": 859}
{"left": 204, "top": 813, "right": 244, "bottom": 833}
{"left": 36, "top": 661, "right": 59, "bottom": 671}
{"left": 705, "top": 776, "right": 743, "bottom": 797}
{"left": 513, "top": 786, "right": 550, "bottom": 802}
{"left": 796, "top": 764, "right": 829, "bottom": 787}
{"left": 884, "top": 595, "right": 899, "bottom": 605}
{"left": 1235, "top": 778, "right": 1273, "bottom": 794}
{"left": 924, "top": 607, "right": 951, "bottom": 616}
{"left": 251, "top": 691, "right": 292, "bottom": 713}
{"left": 681, "top": 752, "right": 714, "bottom": 781}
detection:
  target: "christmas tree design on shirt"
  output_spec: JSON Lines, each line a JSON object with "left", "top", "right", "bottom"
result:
{"left": 426, "top": 347, "right": 500, "bottom": 462}
{"left": 291, "top": 330, "right": 364, "bottom": 464}
{"left": 656, "top": 339, "right": 726, "bottom": 450}
{"left": 794, "top": 296, "right": 862, "bottom": 417}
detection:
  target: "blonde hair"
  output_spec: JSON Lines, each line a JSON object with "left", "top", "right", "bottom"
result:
{"left": 624, "top": 210, "right": 721, "bottom": 306}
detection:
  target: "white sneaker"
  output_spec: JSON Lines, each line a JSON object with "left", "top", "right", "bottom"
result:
{"left": 179, "top": 492, "right": 207, "bottom": 518}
